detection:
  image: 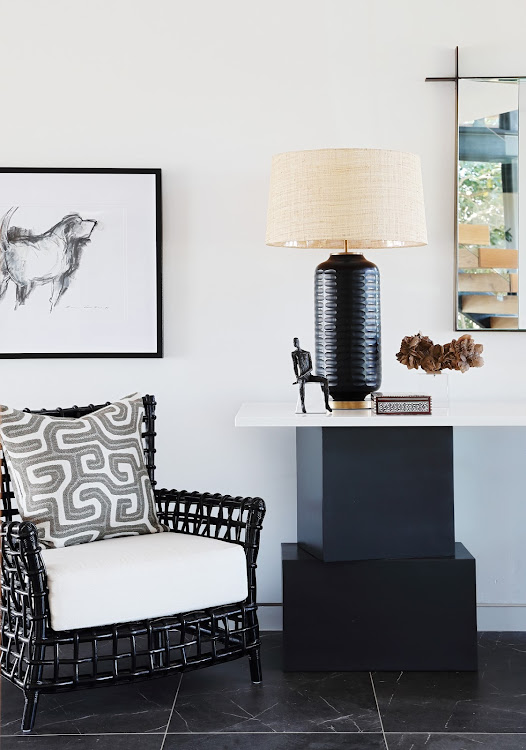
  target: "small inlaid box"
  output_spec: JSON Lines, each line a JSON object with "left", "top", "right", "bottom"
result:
{"left": 374, "top": 394, "right": 431, "bottom": 415}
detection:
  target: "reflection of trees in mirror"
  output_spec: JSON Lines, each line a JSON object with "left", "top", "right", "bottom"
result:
{"left": 458, "top": 159, "right": 517, "bottom": 330}
{"left": 458, "top": 312, "right": 482, "bottom": 330}
{"left": 458, "top": 161, "right": 512, "bottom": 246}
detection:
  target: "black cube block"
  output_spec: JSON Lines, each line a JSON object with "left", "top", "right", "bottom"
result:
{"left": 282, "top": 542, "right": 477, "bottom": 671}
{"left": 296, "top": 426, "right": 455, "bottom": 561}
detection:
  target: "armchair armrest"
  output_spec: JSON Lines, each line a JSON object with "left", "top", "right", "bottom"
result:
{"left": 1, "top": 521, "right": 49, "bottom": 638}
{"left": 154, "top": 488, "right": 265, "bottom": 552}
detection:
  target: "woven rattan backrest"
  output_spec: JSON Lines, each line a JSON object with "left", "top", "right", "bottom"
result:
{"left": 0, "top": 394, "right": 157, "bottom": 522}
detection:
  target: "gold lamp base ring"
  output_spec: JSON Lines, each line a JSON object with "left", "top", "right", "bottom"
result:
{"left": 330, "top": 400, "right": 372, "bottom": 410}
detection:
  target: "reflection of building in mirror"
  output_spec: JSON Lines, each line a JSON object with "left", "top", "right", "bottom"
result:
{"left": 457, "top": 78, "right": 521, "bottom": 330}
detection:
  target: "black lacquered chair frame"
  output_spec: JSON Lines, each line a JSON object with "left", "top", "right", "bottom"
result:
{"left": 0, "top": 395, "right": 266, "bottom": 733}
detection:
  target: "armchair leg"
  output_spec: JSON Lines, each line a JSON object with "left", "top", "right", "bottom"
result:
{"left": 249, "top": 648, "right": 262, "bottom": 684}
{"left": 22, "top": 691, "right": 40, "bottom": 733}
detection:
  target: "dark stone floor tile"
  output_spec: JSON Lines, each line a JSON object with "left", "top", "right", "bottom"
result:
{"left": 0, "top": 736, "right": 162, "bottom": 749}
{"left": 374, "top": 633, "right": 526, "bottom": 733}
{"left": 0, "top": 675, "right": 180, "bottom": 736}
{"left": 170, "top": 673, "right": 381, "bottom": 734}
{"left": 387, "top": 734, "right": 526, "bottom": 749}
{"left": 168, "top": 633, "right": 381, "bottom": 733}
{"left": 164, "top": 733, "right": 387, "bottom": 750}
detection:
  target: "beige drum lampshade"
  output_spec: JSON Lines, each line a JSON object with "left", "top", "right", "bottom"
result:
{"left": 265, "top": 148, "right": 427, "bottom": 249}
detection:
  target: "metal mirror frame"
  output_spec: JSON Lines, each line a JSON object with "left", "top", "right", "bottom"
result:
{"left": 427, "top": 48, "right": 526, "bottom": 331}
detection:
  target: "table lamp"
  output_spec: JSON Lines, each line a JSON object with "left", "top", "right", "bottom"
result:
{"left": 265, "top": 148, "right": 427, "bottom": 408}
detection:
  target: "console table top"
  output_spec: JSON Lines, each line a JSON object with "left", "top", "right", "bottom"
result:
{"left": 235, "top": 401, "right": 526, "bottom": 427}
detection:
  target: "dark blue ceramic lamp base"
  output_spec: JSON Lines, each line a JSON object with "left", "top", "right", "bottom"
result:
{"left": 315, "top": 253, "right": 381, "bottom": 407}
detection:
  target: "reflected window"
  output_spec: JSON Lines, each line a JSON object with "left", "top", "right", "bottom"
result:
{"left": 457, "top": 79, "right": 519, "bottom": 330}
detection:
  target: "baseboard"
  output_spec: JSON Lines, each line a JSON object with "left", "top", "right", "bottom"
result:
{"left": 259, "top": 604, "right": 526, "bottom": 632}
{"left": 477, "top": 605, "right": 526, "bottom": 631}
{"left": 257, "top": 605, "right": 283, "bottom": 631}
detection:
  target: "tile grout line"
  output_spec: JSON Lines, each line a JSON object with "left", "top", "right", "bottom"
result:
{"left": 386, "top": 730, "right": 526, "bottom": 737}
{"left": 0, "top": 732, "right": 394, "bottom": 737}
{"left": 369, "top": 671, "right": 389, "bottom": 750}
{"left": 160, "top": 674, "right": 183, "bottom": 750}
{"left": 3, "top": 731, "right": 526, "bottom": 738}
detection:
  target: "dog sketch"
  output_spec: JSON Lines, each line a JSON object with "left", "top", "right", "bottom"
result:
{"left": 0, "top": 207, "right": 97, "bottom": 311}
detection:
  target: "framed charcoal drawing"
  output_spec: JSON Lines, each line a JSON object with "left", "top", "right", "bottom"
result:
{"left": 0, "top": 168, "right": 162, "bottom": 358}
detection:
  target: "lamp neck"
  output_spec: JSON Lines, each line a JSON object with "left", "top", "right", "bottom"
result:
{"left": 339, "top": 240, "right": 360, "bottom": 255}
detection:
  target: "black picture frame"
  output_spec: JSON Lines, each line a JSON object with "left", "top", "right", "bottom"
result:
{"left": 0, "top": 168, "right": 162, "bottom": 358}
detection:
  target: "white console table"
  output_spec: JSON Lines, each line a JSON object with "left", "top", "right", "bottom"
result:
{"left": 235, "top": 400, "right": 526, "bottom": 428}
{"left": 234, "top": 401, "right": 522, "bottom": 671}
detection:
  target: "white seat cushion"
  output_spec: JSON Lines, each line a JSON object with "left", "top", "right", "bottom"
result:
{"left": 41, "top": 532, "right": 248, "bottom": 631}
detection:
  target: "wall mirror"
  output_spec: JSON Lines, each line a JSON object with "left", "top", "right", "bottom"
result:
{"left": 457, "top": 77, "right": 525, "bottom": 330}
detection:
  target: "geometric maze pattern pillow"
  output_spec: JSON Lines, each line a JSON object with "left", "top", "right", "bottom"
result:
{"left": 0, "top": 393, "right": 165, "bottom": 548}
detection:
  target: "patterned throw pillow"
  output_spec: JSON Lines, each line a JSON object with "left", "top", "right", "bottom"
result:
{"left": 0, "top": 393, "right": 164, "bottom": 548}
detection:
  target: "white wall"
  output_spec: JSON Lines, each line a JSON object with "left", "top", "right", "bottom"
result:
{"left": 2, "top": 0, "right": 526, "bottom": 629}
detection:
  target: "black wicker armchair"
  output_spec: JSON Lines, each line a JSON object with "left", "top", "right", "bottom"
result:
{"left": 0, "top": 395, "right": 266, "bottom": 733}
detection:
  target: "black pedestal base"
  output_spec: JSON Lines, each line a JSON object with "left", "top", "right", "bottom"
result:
{"left": 282, "top": 542, "right": 478, "bottom": 671}
{"left": 297, "top": 426, "right": 455, "bottom": 561}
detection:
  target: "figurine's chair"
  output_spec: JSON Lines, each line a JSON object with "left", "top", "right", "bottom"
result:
{"left": 0, "top": 395, "right": 265, "bottom": 733}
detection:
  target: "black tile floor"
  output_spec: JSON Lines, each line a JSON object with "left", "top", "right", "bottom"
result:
{"left": 2, "top": 632, "right": 526, "bottom": 749}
